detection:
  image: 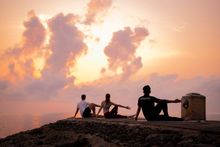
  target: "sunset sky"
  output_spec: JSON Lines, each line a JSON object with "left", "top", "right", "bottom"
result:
{"left": 0, "top": 0, "right": 220, "bottom": 117}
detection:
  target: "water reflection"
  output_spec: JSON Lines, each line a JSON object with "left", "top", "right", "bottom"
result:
{"left": 0, "top": 113, "right": 71, "bottom": 138}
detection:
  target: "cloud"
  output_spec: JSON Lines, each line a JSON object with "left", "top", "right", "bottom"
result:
{"left": 47, "top": 13, "right": 87, "bottom": 72}
{"left": 84, "top": 0, "right": 112, "bottom": 24}
{"left": 86, "top": 74, "right": 220, "bottom": 115}
{"left": 5, "top": 10, "right": 46, "bottom": 58}
{"left": 68, "top": 74, "right": 220, "bottom": 116}
{"left": 122, "top": 57, "right": 142, "bottom": 80}
{"left": 0, "top": 2, "right": 220, "bottom": 117}
{"left": 0, "top": 11, "right": 88, "bottom": 100}
{"left": 25, "top": 12, "right": 88, "bottom": 99}
{"left": 103, "top": 27, "right": 149, "bottom": 79}
{"left": 147, "top": 74, "right": 220, "bottom": 114}
{"left": 0, "top": 10, "right": 46, "bottom": 81}
{"left": 22, "top": 10, "right": 46, "bottom": 53}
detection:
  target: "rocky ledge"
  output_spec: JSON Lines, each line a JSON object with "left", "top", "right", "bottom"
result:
{"left": 0, "top": 118, "right": 220, "bottom": 147}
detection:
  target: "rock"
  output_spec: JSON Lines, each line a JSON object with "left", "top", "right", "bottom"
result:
{"left": 178, "top": 139, "right": 194, "bottom": 146}
{"left": 1, "top": 119, "right": 220, "bottom": 146}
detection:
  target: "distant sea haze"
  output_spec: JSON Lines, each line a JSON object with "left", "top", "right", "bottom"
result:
{"left": 0, "top": 113, "right": 220, "bottom": 138}
{"left": 0, "top": 113, "right": 71, "bottom": 138}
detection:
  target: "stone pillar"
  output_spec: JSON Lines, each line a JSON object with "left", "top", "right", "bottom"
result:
{"left": 181, "top": 93, "right": 206, "bottom": 120}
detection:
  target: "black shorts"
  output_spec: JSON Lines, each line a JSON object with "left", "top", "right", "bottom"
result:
{"left": 82, "top": 107, "right": 92, "bottom": 118}
{"left": 104, "top": 112, "right": 115, "bottom": 118}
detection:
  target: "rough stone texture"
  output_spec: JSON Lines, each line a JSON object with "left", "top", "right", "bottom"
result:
{"left": 0, "top": 118, "right": 220, "bottom": 147}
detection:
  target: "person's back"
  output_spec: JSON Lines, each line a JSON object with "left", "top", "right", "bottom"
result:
{"left": 97, "top": 93, "right": 130, "bottom": 118}
{"left": 74, "top": 94, "right": 100, "bottom": 118}
{"left": 101, "top": 100, "right": 111, "bottom": 114}
{"left": 77, "top": 100, "right": 89, "bottom": 117}
{"left": 138, "top": 95, "right": 157, "bottom": 120}
{"left": 135, "top": 85, "right": 183, "bottom": 121}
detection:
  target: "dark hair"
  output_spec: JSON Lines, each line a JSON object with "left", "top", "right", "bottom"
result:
{"left": 81, "top": 94, "right": 86, "bottom": 100}
{"left": 105, "top": 93, "right": 110, "bottom": 103}
{"left": 143, "top": 85, "right": 151, "bottom": 93}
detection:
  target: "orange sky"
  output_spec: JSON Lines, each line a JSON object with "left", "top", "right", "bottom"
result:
{"left": 0, "top": 0, "right": 220, "bottom": 116}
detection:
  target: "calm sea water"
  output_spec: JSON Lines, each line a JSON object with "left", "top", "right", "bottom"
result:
{"left": 0, "top": 113, "right": 72, "bottom": 138}
{"left": 0, "top": 113, "right": 219, "bottom": 138}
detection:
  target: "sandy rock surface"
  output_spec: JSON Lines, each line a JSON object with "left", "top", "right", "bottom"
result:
{"left": 1, "top": 118, "right": 220, "bottom": 147}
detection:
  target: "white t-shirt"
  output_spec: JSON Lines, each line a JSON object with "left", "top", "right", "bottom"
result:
{"left": 77, "top": 100, "right": 89, "bottom": 116}
{"left": 102, "top": 101, "right": 112, "bottom": 114}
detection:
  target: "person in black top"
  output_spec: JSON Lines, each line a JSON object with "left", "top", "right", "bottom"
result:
{"left": 135, "top": 85, "right": 183, "bottom": 121}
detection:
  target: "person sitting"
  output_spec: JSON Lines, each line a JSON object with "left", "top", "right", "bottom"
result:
{"left": 97, "top": 93, "right": 131, "bottom": 119}
{"left": 135, "top": 85, "right": 183, "bottom": 121}
{"left": 74, "top": 94, "right": 100, "bottom": 118}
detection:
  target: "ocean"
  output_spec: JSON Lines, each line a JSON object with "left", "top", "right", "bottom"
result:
{"left": 0, "top": 113, "right": 72, "bottom": 138}
{"left": 0, "top": 113, "right": 220, "bottom": 138}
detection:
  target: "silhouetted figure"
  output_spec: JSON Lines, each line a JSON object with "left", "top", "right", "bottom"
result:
{"left": 74, "top": 94, "right": 100, "bottom": 118}
{"left": 135, "top": 85, "right": 183, "bottom": 121}
{"left": 97, "top": 93, "right": 131, "bottom": 118}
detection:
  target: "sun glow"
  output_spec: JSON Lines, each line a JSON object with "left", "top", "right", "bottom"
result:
{"left": 72, "top": 12, "right": 129, "bottom": 84}
{"left": 33, "top": 57, "right": 45, "bottom": 79}
{"left": 18, "top": 5, "right": 182, "bottom": 84}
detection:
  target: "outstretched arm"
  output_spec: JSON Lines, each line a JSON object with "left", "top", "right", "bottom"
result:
{"left": 135, "top": 106, "right": 141, "bottom": 120}
{"left": 166, "top": 99, "right": 181, "bottom": 103}
{"left": 153, "top": 96, "right": 181, "bottom": 104}
{"left": 73, "top": 108, "right": 79, "bottom": 118}
{"left": 97, "top": 104, "right": 103, "bottom": 116}
{"left": 112, "top": 102, "right": 130, "bottom": 109}
{"left": 93, "top": 103, "right": 101, "bottom": 107}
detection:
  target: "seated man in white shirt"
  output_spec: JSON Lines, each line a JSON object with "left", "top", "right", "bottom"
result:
{"left": 73, "top": 94, "right": 100, "bottom": 118}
